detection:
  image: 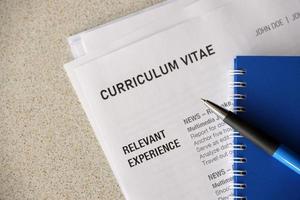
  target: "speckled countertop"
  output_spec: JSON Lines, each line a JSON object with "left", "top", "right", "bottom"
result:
{"left": 0, "top": 0, "right": 162, "bottom": 199}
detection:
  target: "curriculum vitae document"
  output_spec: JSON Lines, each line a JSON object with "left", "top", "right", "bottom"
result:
{"left": 66, "top": 18, "right": 235, "bottom": 200}
{"left": 64, "top": 0, "right": 300, "bottom": 199}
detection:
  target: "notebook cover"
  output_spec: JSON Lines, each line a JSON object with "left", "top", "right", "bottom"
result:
{"left": 233, "top": 56, "right": 300, "bottom": 199}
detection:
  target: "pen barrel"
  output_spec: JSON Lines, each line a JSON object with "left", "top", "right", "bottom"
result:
{"left": 273, "top": 145, "right": 300, "bottom": 175}
{"left": 224, "top": 112, "right": 279, "bottom": 155}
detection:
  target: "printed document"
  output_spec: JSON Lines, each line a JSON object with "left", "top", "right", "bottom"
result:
{"left": 64, "top": 0, "right": 300, "bottom": 199}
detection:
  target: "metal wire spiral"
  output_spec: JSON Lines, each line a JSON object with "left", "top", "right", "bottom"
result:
{"left": 229, "top": 69, "right": 247, "bottom": 200}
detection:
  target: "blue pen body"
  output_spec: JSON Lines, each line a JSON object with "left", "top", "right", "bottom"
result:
{"left": 273, "top": 145, "right": 300, "bottom": 175}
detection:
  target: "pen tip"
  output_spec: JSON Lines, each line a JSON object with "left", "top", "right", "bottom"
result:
{"left": 201, "top": 98, "right": 207, "bottom": 102}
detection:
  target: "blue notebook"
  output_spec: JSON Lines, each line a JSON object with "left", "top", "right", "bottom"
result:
{"left": 233, "top": 56, "right": 300, "bottom": 200}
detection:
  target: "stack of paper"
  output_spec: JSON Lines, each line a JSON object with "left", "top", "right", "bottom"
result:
{"left": 64, "top": 0, "right": 300, "bottom": 199}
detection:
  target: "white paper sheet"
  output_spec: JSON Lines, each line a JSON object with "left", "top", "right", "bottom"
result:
{"left": 64, "top": 0, "right": 300, "bottom": 199}
{"left": 68, "top": 0, "right": 236, "bottom": 59}
{"left": 68, "top": 0, "right": 197, "bottom": 58}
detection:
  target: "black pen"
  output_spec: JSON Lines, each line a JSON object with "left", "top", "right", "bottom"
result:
{"left": 201, "top": 98, "right": 300, "bottom": 175}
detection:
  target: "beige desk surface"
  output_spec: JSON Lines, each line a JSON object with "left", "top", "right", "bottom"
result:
{"left": 0, "top": 0, "right": 162, "bottom": 199}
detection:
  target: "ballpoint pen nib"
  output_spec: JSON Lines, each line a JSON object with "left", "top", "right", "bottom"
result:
{"left": 201, "top": 99, "right": 227, "bottom": 120}
{"left": 201, "top": 98, "right": 207, "bottom": 102}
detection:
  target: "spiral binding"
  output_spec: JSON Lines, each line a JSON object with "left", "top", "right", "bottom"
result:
{"left": 229, "top": 69, "right": 247, "bottom": 200}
